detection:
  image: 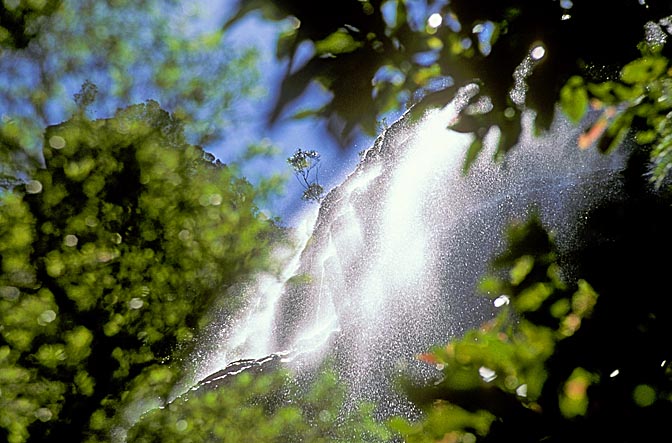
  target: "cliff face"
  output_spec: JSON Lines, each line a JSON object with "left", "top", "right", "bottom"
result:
{"left": 268, "top": 104, "right": 627, "bottom": 413}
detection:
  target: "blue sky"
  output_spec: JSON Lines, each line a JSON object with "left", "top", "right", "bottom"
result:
{"left": 0, "top": 0, "right": 374, "bottom": 226}
{"left": 199, "top": 4, "right": 375, "bottom": 225}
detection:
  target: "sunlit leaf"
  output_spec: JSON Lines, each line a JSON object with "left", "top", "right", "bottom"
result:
{"left": 314, "top": 29, "right": 363, "bottom": 55}
{"left": 559, "top": 367, "right": 598, "bottom": 418}
{"left": 621, "top": 56, "right": 668, "bottom": 85}
{"left": 560, "top": 76, "right": 589, "bottom": 123}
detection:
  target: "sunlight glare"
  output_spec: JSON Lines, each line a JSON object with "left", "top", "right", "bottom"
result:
{"left": 531, "top": 45, "right": 546, "bottom": 60}
{"left": 427, "top": 13, "right": 443, "bottom": 29}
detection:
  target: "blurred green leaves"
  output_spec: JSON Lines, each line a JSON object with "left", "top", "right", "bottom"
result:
{"left": 559, "top": 76, "right": 589, "bottom": 124}
{"left": 559, "top": 46, "right": 672, "bottom": 185}
{"left": 129, "top": 366, "right": 391, "bottom": 443}
{"left": 0, "top": 0, "right": 62, "bottom": 49}
{"left": 1, "top": 0, "right": 261, "bottom": 176}
{"left": 388, "top": 403, "right": 494, "bottom": 443}
{"left": 391, "top": 215, "right": 604, "bottom": 441}
{"left": 315, "top": 29, "right": 363, "bottom": 56}
{"left": 0, "top": 103, "right": 279, "bottom": 442}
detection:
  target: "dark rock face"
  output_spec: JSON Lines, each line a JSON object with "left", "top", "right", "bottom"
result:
{"left": 193, "top": 353, "right": 284, "bottom": 392}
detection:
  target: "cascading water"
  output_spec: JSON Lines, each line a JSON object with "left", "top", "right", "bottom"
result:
{"left": 177, "top": 90, "right": 626, "bottom": 419}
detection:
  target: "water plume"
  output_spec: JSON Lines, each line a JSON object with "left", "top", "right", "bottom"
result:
{"left": 182, "top": 95, "right": 626, "bottom": 418}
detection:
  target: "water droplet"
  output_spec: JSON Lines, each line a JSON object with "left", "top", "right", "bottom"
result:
{"left": 178, "top": 229, "right": 191, "bottom": 241}
{"left": 64, "top": 234, "right": 78, "bottom": 247}
{"left": 198, "top": 194, "right": 211, "bottom": 206}
{"left": 609, "top": 369, "right": 620, "bottom": 377}
{"left": 96, "top": 250, "right": 115, "bottom": 263}
{"left": 129, "top": 298, "right": 144, "bottom": 309}
{"left": 531, "top": 45, "right": 546, "bottom": 60}
{"left": 49, "top": 135, "right": 66, "bottom": 149}
{"left": 25, "top": 180, "right": 43, "bottom": 194}
{"left": 175, "top": 419, "right": 188, "bottom": 431}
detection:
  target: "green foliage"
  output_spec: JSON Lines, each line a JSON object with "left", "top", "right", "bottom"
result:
{"left": 287, "top": 148, "right": 324, "bottom": 203}
{"left": 390, "top": 199, "right": 672, "bottom": 442}
{"left": 0, "top": 102, "right": 278, "bottom": 442}
{"left": 129, "top": 366, "right": 391, "bottom": 443}
{"left": 224, "top": 0, "right": 672, "bottom": 154}
{"left": 389, "top": 403, "right": 494, "bottom": 443}
{"left": 558, "top": 40, "right": 672, "bottom": 186}
{"left": 0, "top": 117, "right": 42, "bottom": 189}
{"left": 0, "top": 0, "right": 62, "bottom": 49}
{"left": 559, "top": 76, "right": 589, "bottom": 124}
{"left": 392, "top": 215, "right": 596, "bottom": 440}
{"left": 0, "top": 0, "right": 261, "bottom": 174}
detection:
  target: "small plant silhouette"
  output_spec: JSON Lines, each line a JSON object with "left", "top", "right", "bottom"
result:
{"left": 287, "top": 148, "right": 324, "bottom": 203}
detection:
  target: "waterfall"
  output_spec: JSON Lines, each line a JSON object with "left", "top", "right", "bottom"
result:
{"left": 180, "top": 93, "right": 626, "bottom": 416}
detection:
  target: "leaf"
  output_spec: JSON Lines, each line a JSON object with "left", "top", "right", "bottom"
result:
{"left": 417, "top": 352, "right": 440, "bottom": 365}
{"left": 514, "top": 282, "right": 554, "bottom": 313}
{"left": 412, "top": 64, "right": 441, "bottom": 87}
{"left": 509, "top": 255, "right": 534, "bottom": 285}
{"left": 636, "top": 129, "right": 658, "bottom": 145}
{"left": 621, "top": 56, "right": 668, "bottom": 85}
{"left": 290, "top": 108, "right": 323, "bottom": 121}
{"left": 596, "top": 112, "right": 631, "bottom": 153}
{"left": 587, "top": 81, "right": 618, "bottom": 104}
{"left": 559, "top": 367, "right": 598, "bottom": 418}
{"left": 241, "top": 141, "right": 280, "bottom": 161}
{"left": 560, "top": 76, "right": 589, "bottom": 123}
{"left": 314, "top": 29, "right": 363, "bottom": 56}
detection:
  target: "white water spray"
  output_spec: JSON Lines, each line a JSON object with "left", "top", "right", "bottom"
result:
{"left": 183, "top": 99, "right": 625, "bottom": 416}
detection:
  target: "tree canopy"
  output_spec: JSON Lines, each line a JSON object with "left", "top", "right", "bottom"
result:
{"left": 225, "top": 0, "right": 672, "bottom": 180}
{"left": 0, "top": 102, "right": 277, "bottom": 442}
{"left": 1, "top": 0, "right": 261, "bottom": 187}
{"left": 0, "top": 0, "right": 62, "bottom": 49}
